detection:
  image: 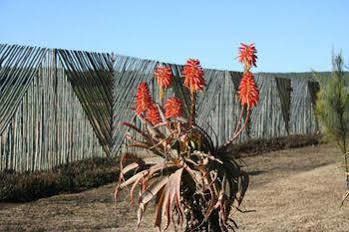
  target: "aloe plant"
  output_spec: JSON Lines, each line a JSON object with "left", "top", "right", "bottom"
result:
{"left": 114, "top": 44, "right": 259, "bottom": 231}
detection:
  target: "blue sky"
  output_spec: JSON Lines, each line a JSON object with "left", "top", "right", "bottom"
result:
{"left": 1, "top": 0, "right": 348, "bottom": 72}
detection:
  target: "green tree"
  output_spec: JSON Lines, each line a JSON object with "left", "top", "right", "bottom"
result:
{"left": 314, "top": 52, "right": 349, "bottom": 206}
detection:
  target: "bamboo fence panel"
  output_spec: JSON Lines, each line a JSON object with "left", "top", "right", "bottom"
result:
{"left": 250, "top": 74, "right": 288, "bottom": 139}
{"left": 57, "top": 49, "right": 114, "bottom": 156}
{"left": 0, "top": 49, "right": 103, "bottom": 171}
{"left": 0, "top": 45, "right": 46, "bottom": 134}
{"left": 275, "top": 77, "right": 292, "bottom": 134}
{"left": 289, "top": 79, "right": 318, "bottom": 135}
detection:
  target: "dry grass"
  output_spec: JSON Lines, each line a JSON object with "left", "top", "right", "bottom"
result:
{"left": 235, "top": 143, "right": 349, "bottom": 232}
{"left": 1, "top": 143, "right": 348, "bottom": 231}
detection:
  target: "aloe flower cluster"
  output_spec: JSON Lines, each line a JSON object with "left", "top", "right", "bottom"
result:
{"left": 164, "top": 97, "right": 183, "bottom": 119}
{"left": 239, "top": 71, "right": 259, "bottom": 108}
{"left": 135, "top": 82, "right": 152, "bottom": 116}
{"left": 182, "top": 58, "right": 205, "bottom": 94}
{"left": 154, "top": 65, "right": 173, "bottom": 100}
{"left": 238, "top": 43, "right": 257, "bottom": 68}
{"left": 238, "top": 43, "right": 259, "bottom": 109}
{"left": 115, "top": 44, "right": 260, "bottom": 232}
{"left": 146, "top": 103, "right": 160, "bottom": 125}
{"left": 182, "top": 58, "right": 205, "bottom": 126}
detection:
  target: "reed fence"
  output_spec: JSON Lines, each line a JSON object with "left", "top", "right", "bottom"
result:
{"left": 0, "top": 44, "right": 322, "bottom": 172}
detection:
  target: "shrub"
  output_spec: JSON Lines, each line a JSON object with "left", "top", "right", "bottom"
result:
{"left": 314, "top": 52, "right": 349, "bottom": 206}
{"left": 226, "top": 134, "right": 320, "bottom": 157}
{"left": 0, "top": 157, "right": 118, "bottom": 202}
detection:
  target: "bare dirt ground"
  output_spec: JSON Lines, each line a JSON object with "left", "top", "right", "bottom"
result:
{"left": 1, "top": 143, "right": 349, "bottom": 232}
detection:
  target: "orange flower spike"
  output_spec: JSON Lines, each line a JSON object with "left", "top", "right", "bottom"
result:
{"left": 238, "top": 43, "right": 257, "bottom": 68}
{"left": 182, "top": 59, "right": 205, "bottom": 94}
{"left": 164, "top": 97, "right": 183, "bottom": 119}
{"left": 154, "top": 65, "right": 173, "bottom": 100}
{"left": 146, "top": 103, "right": 160, "bottom": 125}
{"left": 135, "top": 82, "right": 152, "bottom": 115}
{"left": 238, "top": 71, "right": 259, "bottom": 108}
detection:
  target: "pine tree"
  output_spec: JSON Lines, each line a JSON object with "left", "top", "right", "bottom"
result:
{"left": 314, "top": 52, "right": 349, "bottom": 206}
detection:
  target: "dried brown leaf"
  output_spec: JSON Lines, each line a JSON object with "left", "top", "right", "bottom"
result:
{"left": 154, "top": 168, "right": 184, "bottom": 231}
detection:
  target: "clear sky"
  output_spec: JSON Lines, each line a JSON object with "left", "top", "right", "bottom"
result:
{"left": 1, "top": 0, "right": 348, "bottom": 72}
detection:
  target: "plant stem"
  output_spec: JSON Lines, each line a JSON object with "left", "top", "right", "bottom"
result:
{"left": 233, "top": 105, "right": 245, "bottom": 135}
{"left": 345, "top": 151, "right": 349, "bottom": 186}
{"left": 159, "top": 87, "right": 164, "bottom": 102}
{"left": 189, "top": 91, "right": 196, "bottom": 127}
{"left": 230, "top": 108, "right": 251, "bottom": 142}
{"left": 344, "top": 139, "right": 348, "bottom": 174}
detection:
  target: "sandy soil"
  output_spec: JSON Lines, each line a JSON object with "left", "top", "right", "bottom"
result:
{"left": 1, "top": 144, "right": 348, "bottom": 232}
